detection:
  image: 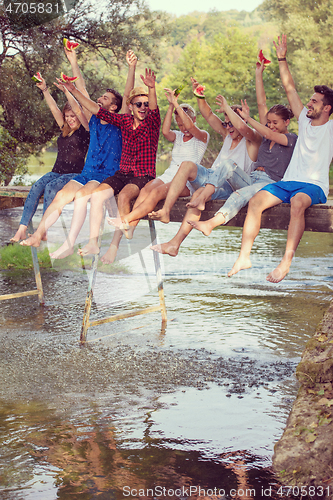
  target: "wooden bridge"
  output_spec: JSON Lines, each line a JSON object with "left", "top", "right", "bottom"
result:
{"left": 3, "top": 186, "right": 333, "bottom": 232}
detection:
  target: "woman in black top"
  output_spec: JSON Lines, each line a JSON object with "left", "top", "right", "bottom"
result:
{"left": 11, "top": 74, "right": 90, "bottom": 242}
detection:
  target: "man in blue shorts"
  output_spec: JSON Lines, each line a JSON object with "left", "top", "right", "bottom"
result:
{"left": 229, "top": 35, "right": 333, "bottom": 283}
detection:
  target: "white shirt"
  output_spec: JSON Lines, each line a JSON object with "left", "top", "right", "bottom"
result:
{"left": 211, "top": 135, "right": 253, "bottom": 175}
{"left": 282, "top": 107, "right": 333, "bottom": 197}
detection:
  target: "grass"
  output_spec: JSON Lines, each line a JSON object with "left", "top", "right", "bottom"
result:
{"left": 0, "top": 243, "right": 129, "bottom": 275}
{"left": 0, "top": 244, "right": 52, "bottom": 270}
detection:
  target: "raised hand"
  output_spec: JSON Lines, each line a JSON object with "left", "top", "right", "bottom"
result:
{"left": 256, "top": 59, "right": 265, "bottom": 74}
{"left": 140, "top": 68, "right": 156, "bottom": 88}
{"left": 215, "top": 94, "right": 228, "bottom": 113}
{"left": 64, "top": 46, "right": 77, "bottom": 64}
{"left": 35, "top": 74, "right": 47, "bottom": 90}
{"left": 273, "top": 34, "right": 287, "bottom": 60}
{"left": 191, "top": 77, "right": 200, "bottom": 92}
{"left": 55, "top": 77, "right": 76, "bottom": 93}
{"left": 239, "top": 99, "right": 250, "bottom": 121}
{"left": 164, "top": 88, "right": 178, "bottom": 106}
{"left": 126, "top": 49, "right": 137, "bottom": 67}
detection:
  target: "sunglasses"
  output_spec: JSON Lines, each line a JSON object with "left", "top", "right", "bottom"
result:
{"left": 224, "top": 121, "right": 234, "bottom": 128}
{"left": 133, "top": 101, "right": 149, "bottom": 108}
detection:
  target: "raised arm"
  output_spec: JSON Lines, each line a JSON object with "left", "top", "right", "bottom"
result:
{"left": 55, "top": 79, "right": 100, "bottom": 115}
{"left": 121, "top": 50, "right": 137, "bottom": 114}
{"left": 162, "top": 90, "right": 177, "bottom": 142}
{"left": 256, "top": 61, "right": 268, "bottom": 124}
{"left": 191, "top": 77, "right": 227, "bottom": 139}
{"left": 54, "top": 81, "right": 90, "bottom": 131}
{"left": 216, "top": 95, "right": 262, "bottom": 145}
{"left": 35, "top": 75, "right": 64, "bottom": 128}
{"left": 239, "top": 99, "right": 290, "bottom": 146}
{"left": 164, "top": 88, "right": 208, "bottom": 143}
{"left": 273, "top": 35, "right": 303, "bottom": 119}
{"left": 64, "top": 47, "right": 89, "bottom": 98}
{"left": 140, "top": 68, "right": 157, "bottom": 110}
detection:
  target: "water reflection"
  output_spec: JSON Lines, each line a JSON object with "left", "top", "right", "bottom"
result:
{"left": 0, "top": 206, "right": 332, "bottom": 498}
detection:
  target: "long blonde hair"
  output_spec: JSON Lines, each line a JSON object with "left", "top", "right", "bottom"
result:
{"left": 62, "top": 102, "right": 80, "bottom": 137}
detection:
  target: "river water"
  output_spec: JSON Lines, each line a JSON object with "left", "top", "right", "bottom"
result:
{"left": 0, "top": 204, "right": 333, "bottom": 499}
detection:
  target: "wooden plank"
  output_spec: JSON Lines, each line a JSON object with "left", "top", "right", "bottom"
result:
{"left": 145, "top": 198, "right": 333, "bottom": 233}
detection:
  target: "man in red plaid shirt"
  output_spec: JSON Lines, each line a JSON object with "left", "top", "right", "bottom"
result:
{"left": 73, "top": 68, "right": 161, "bottom": 261}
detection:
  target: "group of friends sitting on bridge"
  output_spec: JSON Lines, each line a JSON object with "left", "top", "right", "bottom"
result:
{"left": 12, "top": 35, "right": 333, "bottom": 283}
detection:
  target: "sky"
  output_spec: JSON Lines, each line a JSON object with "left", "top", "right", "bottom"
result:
{"left": 147, "top": 0, "right": 263, "bottom": 16}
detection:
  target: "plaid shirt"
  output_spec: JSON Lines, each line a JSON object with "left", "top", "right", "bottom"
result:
{"left": 96, "top": 107, "right": 161, "bottom": 178}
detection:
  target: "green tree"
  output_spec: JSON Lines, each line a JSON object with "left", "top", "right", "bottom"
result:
{"left": 0, "top": 0, "right": 169, "bottom": 182}
{"left": 258, "top": 0, "right": 333, "bottom": 99}
{"left": 0, "top": 128, "right": 30, "bottom": 185}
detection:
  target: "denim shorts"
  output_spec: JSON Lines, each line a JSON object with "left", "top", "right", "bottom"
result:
{"left": 261, "top": 181, "right": 327, "bottom": 205}
{"left": 190, "top": 164, "right": 233, "bottom": 200}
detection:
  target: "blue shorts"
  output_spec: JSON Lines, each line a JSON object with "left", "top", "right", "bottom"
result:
{"left": 190, "top": 164, "right": 233, "bottom": 200}
{"left": 261, "top": 181, "right": 327, "bottom": 206}
{"left": 72, "top": 170, "right": 108, "bottom": 185}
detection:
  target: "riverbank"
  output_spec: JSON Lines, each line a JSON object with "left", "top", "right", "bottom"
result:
{"left": 273, "top": 299, "right": 333, "bottom": 493}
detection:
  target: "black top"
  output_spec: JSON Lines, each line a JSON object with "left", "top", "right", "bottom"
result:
{"left": 52, "top": 125, "right": 90, "bottom": 175}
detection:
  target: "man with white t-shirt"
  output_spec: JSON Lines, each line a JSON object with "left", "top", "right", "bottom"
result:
{"left": 228, "top": 34, "right": 333, "bottom": 283}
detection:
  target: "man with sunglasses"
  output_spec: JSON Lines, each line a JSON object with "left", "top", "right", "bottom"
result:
{"left": 70, "top": 68, "right": 161, "bottom": 258}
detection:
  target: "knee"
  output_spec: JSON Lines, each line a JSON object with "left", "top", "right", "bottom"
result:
{"left": 290, "top": 197, "right": 307, "bottom": 217}
{"left": 248, "top": 194, "right": 264, "bottom": 212}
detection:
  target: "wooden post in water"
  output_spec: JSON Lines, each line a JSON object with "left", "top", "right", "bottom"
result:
{"left": 149, "top": 219, "right": 167, "bottom": 324}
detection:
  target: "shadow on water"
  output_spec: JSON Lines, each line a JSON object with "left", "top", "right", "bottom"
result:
{"left": 1, "top": 206, "right": 333, "bottom": 498}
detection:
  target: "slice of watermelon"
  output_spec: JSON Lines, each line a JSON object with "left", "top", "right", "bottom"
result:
{"left": 63, "top": 38, "right": 80, "bottom": 51}
{"left": 60, "top": 72, "right": 78, "bottom": 83}
{"left": 258, "top": 49, "right": 271, "bottom": 66}
{"left": 31, "top": 72, "right": 42, "bottom": 83}
{"left": 193, "top": 85, "right": 205, "bottom": 99}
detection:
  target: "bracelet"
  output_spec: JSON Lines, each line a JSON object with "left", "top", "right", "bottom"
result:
{"left": 41, "top": 87, "right": 48, "bottom": 92}
{"left": 278, "top": 57, "right": 286, "bottom": 61}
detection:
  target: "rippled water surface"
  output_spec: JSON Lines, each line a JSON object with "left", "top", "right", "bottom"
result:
{"left": 1, "top": 205, "right": 333, "bottom": 499}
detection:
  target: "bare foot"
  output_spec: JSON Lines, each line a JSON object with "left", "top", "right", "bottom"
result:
{"left": 148, "top": 209, "right": 170, "bottom": 224}
{"left": 186, "top": 197, "right": 206, "bottom": 211}
{"left": 150, "top": 241, "right": 179, "bottom": 257}
{"left": 49, "top": 241, "right": 74, "bottom": 259}
{"left": 20, "top": 233, "right": 42, "bottom": 247}
{"left": 228, "top": 256, "right": 252, "bottom": 277}
{"left": 100, "top": 244, "right": 118, "bottom": 264}
{"left": 187, "top": 219, "right": 214, "bottom": 236}
{"left": 266, "top": 262, "right": 290, "bottom": 283}
{"left": 10, "top": 225, "right": 27, "bottom": 242}
{"left": 77, "top": 240, "right": 100, "bottom": 257}
{"left": 107, "top": 217, "right": 133, "bottom": 240}
{"left": 107, "top": 216, "right": 123, "bottom": 229}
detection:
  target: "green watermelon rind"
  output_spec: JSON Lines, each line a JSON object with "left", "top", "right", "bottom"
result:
{"left": 193, "top": 90, "right": 205, "bottom": 99}
{"left": 31, "top": 72, "right": 42, "bottom": 83}
{"left": 63, "top": 38, "right": 79, "bottom": 51}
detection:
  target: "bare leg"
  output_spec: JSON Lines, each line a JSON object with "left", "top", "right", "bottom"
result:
{"left": 10, "top": 224, "right": 28, "bottom": 242}
{"left": 186, "top": 183, "right": 216, "bottom": 210}
{"left": 100, "top": 184, "right": 140, "bottom": 262}
{"left": 266, "top": 192, "right": 312, "bottom": 283}
{"left": 228, "top": 191, "right": 282, "bottom": 277}
{"left": 188, "top": 212, "right": 226, "bottom": 236}
{"left": 149, "top": 161, "right": 196, "bottom": 222}
{"left": 150, "top": 188, "right": 204, "bottom": 256}
{"left": 108, "top": 179, "right": 167, "bottom": 239}
{"left": 20, "top": 180, "right": 81, "bottom": 247}
{"left": 78, "top": 183, "right": 115, "bottom": 256}
{"left": 49, "top": 181, "right": 100, "bottom": 259}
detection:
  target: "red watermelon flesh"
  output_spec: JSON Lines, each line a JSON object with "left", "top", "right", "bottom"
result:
{"left": 60, "top": 72, "right": 78, "bottom": 83}
{"left": 63, "top": 38, "right": 80, "bottom": 51}
{"left": 31, "top": 72, "right": 42, "bottom": 83}
{"left": 193, "top": 85, "right": 205, "bottom": 99}
{"left": 258, "top": 49, "right": 271, "bottom": 66}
